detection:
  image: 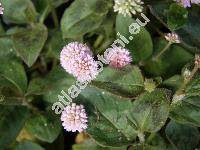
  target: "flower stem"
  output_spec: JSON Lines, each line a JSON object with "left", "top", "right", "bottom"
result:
{"left": 48, "top": 0, "right": 59, "bottom": 28}
{"left": 22, "top": 98, "right": 40, "bottom": 113}
{"left": 39, "top": 7, "right": 50, "bottom": 24}
{"left": 154, "top": 42, "right": 172, "bottom": 60}
{"left": 94, "top": 35, "right": 104, "bottom": 48}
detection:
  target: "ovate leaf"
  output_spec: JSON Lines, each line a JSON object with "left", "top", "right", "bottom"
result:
{"left": 25, "top": 112, "right": 61, "bottom": 143}
{"left": 80, "top": 88, "right": 138, "bottom": 147}
{"left": 165, "top": 120, "right": 200, "bottom": 150}
{"left": 144, "top": 39, "right": 193, "bottom": 78}
{"left": 16, "top": 140, "right": 45, "bottom": 150}
{"left": 1, "top": 0, "right": 37, "bottom": 24}
{"left": 12, "top": 23, "right": 48, "bottom": 67}
{"left": 167, "top": 3, "right": 188, "bottom": 31}
{"left": 170, "top": 75, "right": 200, "bottom": 126}
{"left": 0, "top": 59, "right": 27, "bottom": 94}
{"left": 128, "top": 89, "right": 170, "bottom": 132}
{"left": 0, "top": 105, "right": 29, "bottom": 149}
{"left": 73, "top": 139, "right": 127, "bottom": 150}
{"left": 42, "top": 66, "right": 75, "bottom": 103}
{"left": 116, "top": 14, "right": 153, "bottom": 63}
{"left": 61, "top": 0, "right": 112, "bottom": 38}
{"left": 92, "top": 65, "right": 144, "bottom": 97}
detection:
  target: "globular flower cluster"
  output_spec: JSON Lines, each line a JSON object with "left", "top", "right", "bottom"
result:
{"left": 61, "top": 103, "right": 88, "bottom": 132}
{"left": 0, "top": 3, "right": 4, "bottom": 15}
{"left": 113, "top": 0, "right": 144, "bottom": 17}
{"left": 60, "top": 42, "right": 98, "bottom": 82}
{"left": 165, "top": 32, "right": 181, "bottom": 43}
{"left": 106, "top": 47, "right": 132, "bottom": 68}
{"left": 176, "top": 0, "right": 200, "bottom": 8}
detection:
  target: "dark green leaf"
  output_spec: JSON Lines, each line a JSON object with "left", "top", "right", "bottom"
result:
{"left": 163, "top": 75, "right": 184, "bottom": 91}
{"left": 0, "top": 105, "right": 29, "bottom": 149}
{"left": 0, "top": 59, "right": 27, "bottom": 94}
{"left": 170, "top": 75, "right": 200, "bottom": 126}
{"left": 25, "top": 112, "right": 61, "bottom": 143}
{"left": 92, "top": 65, "right": 144, "bottom": 97}
{"left": 128, "top": 89, "right": 170, "bottom": 132}
{"left": 144, "top": 39, "right": 193, "bottom": 78}
{"left": 80, "top": 88, "right": 137, "bottom": 147}
{"left": 47, "top": 30, "right": 70, "bottom": 59}
{"left": 165, "top": 120, "right": 200, "bottom": 150}
{"left": 1, "top": 0, "right": 37, "bottom": 24}
{"left": 73, "top": 139, "right": 127, "bottom": 150}
{"left": 177, "top": 6, "right": 200, "bottom": 51}
{"left": 11, "top": 23, "right": 48, "bottom": 67}
{"left": 42, "top": 66, "right": 75, "bottom": 103}
{"left": 16, "top": 140, "right": 45, "bottom": 150}
{"left": 61, "top": 0, "right": 112, "bottom": 38}
{"left": 116, "top": 14, "right": 153, "bottom": 63}
{"left": 167, "top": 3, "right": 188, "bottom": 31}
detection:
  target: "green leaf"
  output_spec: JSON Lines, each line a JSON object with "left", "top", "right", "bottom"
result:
{"left": 11, "top": 23, "right": 48, "bottom": 67}
{"left": 0, "top": 105, "right": 29, "bottom": 149}
{"left": 92, "top": 65, "right": 144, "bottom": 97}
{"left": 25, "top": 112, "right": 61, "bottom": 143}
{"left": 0, "top": 38, "right": 16, "bottom": 58}
{"left": 177, "top": 6, "right": 200, "bottom": 51}
{"left": 0, "top": 59, "right": 27, "bottom": 94}
{"left": 73, "top": 139, "right": 127, "bottom": 150}
{"left": 127, "top": 89, "right": 170, "bottom": 132}
{"left": 16, "top": 140, "right": 45, "bottom": 150}
{"left": 163, "top": 75, "right": 184, "bottom": 91}
{"left": 1, "top": 0, "right": 37, "bottom": 24}
{"left": 146, "top": 133, "right": 169, "bottom": 149}
{"left": 26, "top": 78, "right": 50, "bottom": 96}
{"left": 42, "top": 66, "right": 75, "bottom": 103}
{"left": 33, "top": 0, "right": 68, "bottom": 14}
{"left": 185, "top": 74, "right": 200, "bottom": 97}
{"left": 165, "top": 120, "right": 200, "bottom": 150}
{"left": 61, "top": 0, "right": 112, "bottom": 38}
{"left": 149, "top": 2, "right": 200, "bottom": 51}
{"left": 143, "top": 39, "right": 193, "bottom": 78}
{"left": 116, "top": 14, "right": 153, "bottom": 63}
{"left": 167, "top": 3, "right": 188, "bottom": 31}
{"left": 147, "top": 0, "right": 170, "bottom": 26}
{"left": 46, "top": 30, "right": 70, "bottom": 59}
{"left": 170, "top": 75, "right": 200, "bottom": 126}
{"left": 80, "top": 88, "right": 137, "bottom": 147}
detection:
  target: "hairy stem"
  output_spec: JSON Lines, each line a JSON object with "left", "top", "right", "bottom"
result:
{"left": 94, "top": 35, "right": 104, "bottom": 48}
{"left": 154, "top": 42, "right": 172, "bottom": 60}
{"left": 48, "top": 0, "right": 59, "bottom": 28}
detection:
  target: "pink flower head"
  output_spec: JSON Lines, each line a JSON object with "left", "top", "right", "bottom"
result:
{"left": 61, "top": 103, "right": 88, "bottom": 132}
{"left": 60, "top": 42, "right": 98, "bottom": 82}
{"left": 0, "top": 3, "right": 4, "bottom": 15}
{"left": 191, "top": 0, "right": 200, "bottom": 4}
{"left": 165, "top": 32, "right": 180, "bottom": 43}
{"left": 176, "top": 0, "right": 200, "bottom": 7}
{"left": 106, "top": 47, "right": 132, "bottom": 68}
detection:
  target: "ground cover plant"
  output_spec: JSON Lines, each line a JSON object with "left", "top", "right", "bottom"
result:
{"left": 0, "top": 0, "right": 200, "bottom": 149}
